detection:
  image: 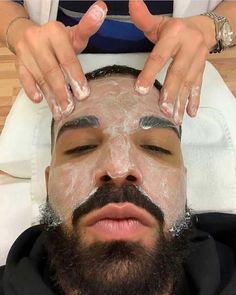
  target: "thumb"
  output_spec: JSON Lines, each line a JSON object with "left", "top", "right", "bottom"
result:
{"left": 129, "top": 0, "right": 164, "bottom": 42}
{"left": 70, "top": 1, "right": 107, "bottom": 52}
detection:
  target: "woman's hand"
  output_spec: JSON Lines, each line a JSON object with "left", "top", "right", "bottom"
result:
{"left": 13, "top": 1, "right": 107, "bottom": 120}
{"left": 129, "top": 0, "right": 216, "bottom": 125}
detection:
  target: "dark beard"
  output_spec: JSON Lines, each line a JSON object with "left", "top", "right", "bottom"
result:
{"left": 41, "top": 184, "right": 193, "bottom": 295}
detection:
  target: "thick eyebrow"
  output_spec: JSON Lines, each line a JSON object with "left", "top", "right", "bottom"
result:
{"left": 139, "top": 116, "right": 181, "bottom": 139}
{"left": 56, "top": 115, "right": 99, "bottom": 141}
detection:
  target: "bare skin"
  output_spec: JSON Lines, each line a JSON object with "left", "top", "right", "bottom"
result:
{"left": 129, "top": 0, "right": 236, "bottom": 124}
{"left": 0, "top": 0, "right": 235, "bottom": 122}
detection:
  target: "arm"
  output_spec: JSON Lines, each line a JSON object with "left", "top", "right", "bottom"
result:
{"left": 129, "top": 0, "right": 235, "bottom": 125}
{"left": 0, "top": 0, "right": 108, "bottom": 121}
{"left": 0, "top": 0, "right": 36, "bottom": 50}
{"left": 186, "top": 0, "right": 236, "bottom": 49}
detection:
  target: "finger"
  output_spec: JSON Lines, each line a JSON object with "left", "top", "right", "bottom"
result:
{"left": 31, "top": 43, "right": 75, "bottom": 116}
{"left": 18, "top": 60, "right": 63, "bottom": 120}
{"left": 16, "top": 41, "right": 66, "bottom": 120}
{"left": 187, "top": 73, "right": 204, "bottom": 117}
{"left": 65, "top": 1, "right": 107, "bottom": 101}
{"left": 135, "top": 37, "right": 180, "bottom": 95}
{"left": 50, "top": 29, "right": 89, "bottom": 101}
{"left": 172, "top": 87, "right": 190, "bottom": 126}
{"left": 16, "top": 58, "right": 43, "bottom": 103}
{"left": 159, "top": 45, "right": 198, "bottom": 119}
{"left": 129, "top": 0, "right": 163, "bottom": 41}
{"left": 45, "top": 88, "right": 63, "bottom": 121}
{"left": 184, "top": 54, "right": 206, "bottom": 117}
{"left": 71, "top": 0, "right": 107, "bottom": 51}
{"left": 174, "top": 57, "right": 205, "bottom": 123}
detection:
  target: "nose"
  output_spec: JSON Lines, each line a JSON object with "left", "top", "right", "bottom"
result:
{"left": 94, "top": 134, "right": 142, "bottom": 187}
{"left": 94, "top": 168, "right": 142, "bottom": 187}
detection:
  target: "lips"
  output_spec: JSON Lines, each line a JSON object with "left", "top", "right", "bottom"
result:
{"left": 85, "top": 202, "right": 155, "bottom": 227}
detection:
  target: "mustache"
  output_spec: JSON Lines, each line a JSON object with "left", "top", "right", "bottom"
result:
{"left": 72, "top": 184, "right": 164, "bottom": 227}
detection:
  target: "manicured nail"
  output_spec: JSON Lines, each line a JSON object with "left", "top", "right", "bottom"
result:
{"left": 33, "top": 91, "right": 43, "bottom": 102}
{"left": 161, "top": 88, "right": 168, "bottom": 102}
{"left": 191, "top": 105, "right": 198, "bottom": 117}
{"left": 135, "top": 81, "right": 150, "bottom": 95}
{"left": 161, "top": 102, "right": 174, "bottom": 116}
{"left": 173, "top": 96, "right": 182, "bottom": 125}
{"left": 159, "top": 88, "right": 173, "bottom": 115}
{"left": 89, "top": 4, "right": 106, "bottom": 21}
{"left": 77, "top": 83, "right": 90, "bottom": 100}
{"left": 53, "top": 106, "right": 62, "bottom": 121}
{"left": 71, "top": 80, "right": 90, "bottom": 101}
{"left": 174, "top": 112, "right": 182, "bottom": 125}
{"left": 60, "top": 86, "right": 75, "bottom": 116}
{"left": 51, "top": 97, "right": 62, "bottom": 121}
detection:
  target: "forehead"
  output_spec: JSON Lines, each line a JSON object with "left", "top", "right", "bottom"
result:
{"left": 55, "top": 75, "right": 176, "bottom": 133}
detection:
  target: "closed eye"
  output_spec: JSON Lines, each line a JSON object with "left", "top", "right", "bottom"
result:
{"left": 140, "top": 145, "right": 172, "bottom": 155}
{"left": 64, "top": 145, "right": 97, "bottom": 156}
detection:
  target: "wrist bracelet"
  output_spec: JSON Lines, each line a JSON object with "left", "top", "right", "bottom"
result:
{"left": 5, "top": 16, "right": 30, "bottom": 53}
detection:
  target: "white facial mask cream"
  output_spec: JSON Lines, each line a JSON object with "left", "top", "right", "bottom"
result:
{"left": 49, "top": 75, "right": 186, "bottom": 231}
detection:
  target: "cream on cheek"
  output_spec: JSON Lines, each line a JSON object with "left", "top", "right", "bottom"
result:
{"left": 48, "top": 152, "right": 102, "bottom": 223}
{"left": 48, "top": 133, "right": 134, "bottom": 223}
{"left": 136, "top": 154, "right": 186, "bottom": 228}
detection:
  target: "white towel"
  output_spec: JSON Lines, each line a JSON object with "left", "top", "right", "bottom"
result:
{"left": 0, "top": 177, "right": 31, "bottom": 266}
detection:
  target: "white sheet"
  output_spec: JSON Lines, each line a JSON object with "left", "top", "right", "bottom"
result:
{"left": 0, "top": 175, "right": 31, "bottom": 266}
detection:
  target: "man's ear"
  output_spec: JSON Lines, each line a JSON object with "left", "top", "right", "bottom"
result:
{"left": 45, "top": 166, "right": 50, "bottom": 193}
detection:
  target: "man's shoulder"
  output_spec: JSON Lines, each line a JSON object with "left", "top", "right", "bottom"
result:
{"left": 0, "top": 265, "right": 5, "bottom": 294}
{"left": 196, "top": 212, "right": 236, "bottom": 251}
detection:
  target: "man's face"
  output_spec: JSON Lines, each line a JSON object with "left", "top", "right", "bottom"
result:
{"left": 47, "top": 74, "right": 186, "bottom": 246}
{"left": 44, "top": 74, "right": 189, "bottom": 295}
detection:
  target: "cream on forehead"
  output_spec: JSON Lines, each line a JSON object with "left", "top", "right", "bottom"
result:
{"left": 54, "top": 75, "right": 180, "bottom": 141}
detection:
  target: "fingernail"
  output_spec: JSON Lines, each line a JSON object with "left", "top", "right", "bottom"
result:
{"left": 174, "top": 113, "right": 182, "bottom": 125}
{"left": 51, "top": 97, "right": 62, "bottom": 121}
{"left": 33, "top": 91, "right": 43, "bottom": 103}
{"left": 160, "top": 87, "right": 168, "bottom": 103}
{"left": 89, "top": 4, "right": 106, "bottom": 21}
{"left": 161, "top": 102, "right": 174, "bottom": 116}
{"left": 173, "top": 96, "right": 182, "bottom": 125}
{"left": 53, "top": 105, "right": 62, "bottom": 121}
{"left": 60, "top": 86, "right": 75, "bottom": 116}
{"left": 73, "top": 81, "right": 90, "bottom": 101}
{"left": 173, "top": 108, "right": 182, "bottom": 125}
{"left": 135, "top": 81, "right": 150, "bottom": 95}
{"left": 191, "top": 105, "right": 198, "bottom": 117}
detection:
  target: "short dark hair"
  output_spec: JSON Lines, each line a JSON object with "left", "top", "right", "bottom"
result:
{"left": 51, "top": 65, "right": 163, "bottom": 149}
{"left": 84, "top": 65, "right": 162, "bottom": 90}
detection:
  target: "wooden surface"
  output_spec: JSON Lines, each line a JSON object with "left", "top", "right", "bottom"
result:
{"left": 0, "top": 45, "right": 21, "bottom": 132}
{"left": 0, "top": 44, "right": 236, "bottom": 132}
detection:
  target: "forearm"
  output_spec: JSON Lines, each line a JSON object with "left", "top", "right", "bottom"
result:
{"left": 0, "top": 0, "right": 36, "bottom": 51}
{"left": 184, "top": 0, "right": 236, "bottom": 50}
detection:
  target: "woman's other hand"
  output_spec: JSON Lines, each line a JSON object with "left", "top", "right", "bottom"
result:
{"left": 13, "top": 1, "right": 107, "bottom": 120}
{"left": 129, "top": 0, "right": 216, "bottom": 125}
